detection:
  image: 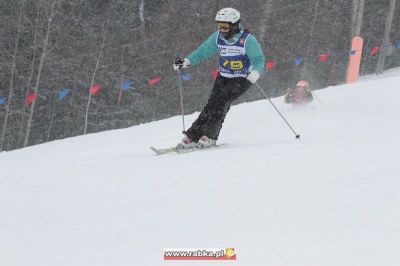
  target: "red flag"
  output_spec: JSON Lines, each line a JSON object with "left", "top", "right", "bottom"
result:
{"left": 265, "top": 61, "right": 277, "bottom": 70}
{"left": 370, "top": 47, "right": 381, "bottom": 56}
{"left": 148, "top": 76, "right": 161, "bottom": 86}
{"left": 319, "top": 54, "right": 330, "bottom": 62}
{"left": 25, "top": 93, "right": 38, "bottom": 105}
{"left": 211, "top": 69, "right": 219, "bottom": 79}
{"left": 89, "top": 84, "right": 101, "bottom": 95}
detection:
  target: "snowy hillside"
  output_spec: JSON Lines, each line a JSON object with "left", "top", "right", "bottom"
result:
{"left": 1, "top": 70, "right": 400, "bottom": 266}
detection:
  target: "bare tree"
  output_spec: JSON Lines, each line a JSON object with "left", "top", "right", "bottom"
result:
{"left": 376, "top": 0, "right": 397, "bottom": 74}
{"left": 24, "top": 0, "right": 58, "bottom": 147}
{"left": 46, "top": 92, "right": 57, "bottom": 141}
{"left": 16, "top": 0, "right": 41, "bottom": 147}
{"left": 84, "top": 19, "right": 109, "bottom": 134}
{"left": 351, "top": 0, "right": 365, "bottom": 37}
{"left": 258, "top": 0, "right": 274, "bottom": 47}
{"left": 139, "top": 0, "right": 147, "bottom": 56}
{"left": 0, "top": 0, "right": 24, "bottom": 152}
{"left": 301, "top": 0, "right": 320, "bottom": 78}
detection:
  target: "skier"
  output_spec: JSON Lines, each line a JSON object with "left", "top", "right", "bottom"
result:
{"left": 284, "top": 80, "right": 314, "bottom": 105}
{"left": 173, "top": 7, "right": 265, "bottom": 149}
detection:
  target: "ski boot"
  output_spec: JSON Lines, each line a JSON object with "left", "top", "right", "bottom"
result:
{"left": 176, "top": 136, "right": 199, "bottom": 149}
{"left": 198, "top": 135, "right": 217, "bottom": 148}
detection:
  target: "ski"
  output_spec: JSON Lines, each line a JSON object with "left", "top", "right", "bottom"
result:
{"left": 150, "top": 144, "right": 222, "bottom": 155}
{"left": 150, "top": 146, "right": 178, "bottom": 155}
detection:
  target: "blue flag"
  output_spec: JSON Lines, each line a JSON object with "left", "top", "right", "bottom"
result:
{"left": 122, "top": 80, "right": 134, "bottom": 91}
{"left": 295, "top": 56, "right": 304, "bottom": 65}
{"left": 0, "top": 97, "right": 7, "bottom": 105}
{"left": 395, "top": 42, "right": 400, "bottom": 49}
{"left": 181, "top": 73, "right": 191, "bottom": 81}
{"left": 58, "top": 88, "right": 71, "bottom": 101}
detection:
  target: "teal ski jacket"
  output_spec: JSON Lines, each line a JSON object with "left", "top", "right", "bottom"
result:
{"left": 187, "top": 30, "right": 265, "bottom": 74}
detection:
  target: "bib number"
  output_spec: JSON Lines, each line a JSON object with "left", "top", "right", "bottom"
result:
{"left": 223, "top": 60, "right": 244, "bottom": 70}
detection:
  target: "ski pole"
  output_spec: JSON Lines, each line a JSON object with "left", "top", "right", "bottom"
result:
{"left": 176, "top": 69, "right": 186, "bottom": 132}
{"left": 255, "top": 82, "right": 301, "bottom": 140}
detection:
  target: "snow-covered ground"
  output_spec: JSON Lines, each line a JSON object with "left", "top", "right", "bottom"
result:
{"left": 1, "top": 70, "right": 399, "bottom": 266}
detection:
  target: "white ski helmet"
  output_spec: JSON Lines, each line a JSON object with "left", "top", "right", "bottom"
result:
{"left": 215, "top": 8, "right": 240, "bottom": 24}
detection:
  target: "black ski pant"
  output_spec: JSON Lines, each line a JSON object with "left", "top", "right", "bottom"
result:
{"left": 185, "top": 75, "right": 253, "bottom": 142}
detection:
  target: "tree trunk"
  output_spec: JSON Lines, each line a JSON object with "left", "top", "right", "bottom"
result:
{"left": 351, "top": 0, "right": 365, "bottom": 37}
{"left": 258, "top": 0, "right": 274, "bottom": 46}
{"left": 301, "top": 0, "right": 320, "bottom": 78}
{"left": 376, "top": 0, "right": 397, "bottom": 74}
{"left": 24, "top": 0, "right": 58, "bottom": 147}
{"left": 84, "top": 20, "right": 109, "bottom": 134}
{"left": 46, "top": 94, "right": 56, "bottom": 141}
{"left": 17, "top": 0, "right": 40, "bottom": 148}
{"left": 139, "top": 0, "right": 147, "bottom": 55}
{"left": 1, "top": 0, "right": 24, "bottom": 152}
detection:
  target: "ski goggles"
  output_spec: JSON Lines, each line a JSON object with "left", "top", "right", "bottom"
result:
{"left": 217, "top": 23, "right": 231, "bottom": 32}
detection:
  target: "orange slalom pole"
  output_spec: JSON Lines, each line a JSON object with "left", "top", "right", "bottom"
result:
{"left": 347, "top": 37, "right": 364, "bottom": 83}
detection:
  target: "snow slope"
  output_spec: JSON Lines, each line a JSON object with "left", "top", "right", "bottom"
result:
{"left": 1, "top": 70, "right": 400, "bottom": 266}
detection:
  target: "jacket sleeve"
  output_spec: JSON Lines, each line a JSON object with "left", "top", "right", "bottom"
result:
{"left": 186, "top": 32, "right": 219, "bottom": 66}
{"left": 245, "top": 35, "right": 266, "bottom": 74}
{"left": 284, "top": 89, "right": 294, "bottom": 103}
{"left": 305, "top": 90, "right": 314, "bottom": 102}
